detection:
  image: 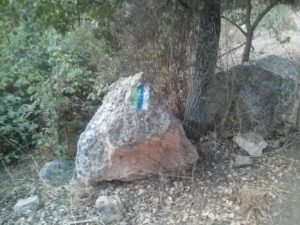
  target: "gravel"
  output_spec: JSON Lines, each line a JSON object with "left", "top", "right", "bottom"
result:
{"left": 0, "top": 135, "right": 299, "bottom": 225}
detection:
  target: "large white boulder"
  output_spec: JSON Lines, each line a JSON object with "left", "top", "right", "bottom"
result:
{"left": 75, "top": 72, "right": 198, "bottom": 185}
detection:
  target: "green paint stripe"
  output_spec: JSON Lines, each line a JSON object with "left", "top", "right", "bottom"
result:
{"left": 130, "top": 86, "right": 138, "bottom": 109}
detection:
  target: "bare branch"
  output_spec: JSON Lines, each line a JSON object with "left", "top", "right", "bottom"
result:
{"left": 245, "top": 0, "right": 252, "bottom": 30}
{"left": 218, "top": 42, "right": 246, "bottom": 59}
{"left": 252, "top": 0, "right": 280, "bottom": 30}
{"left": 221, "top": 15, "right": 247, "bottom": 36}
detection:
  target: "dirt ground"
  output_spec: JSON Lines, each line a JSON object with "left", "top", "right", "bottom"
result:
{"left": 267, "top": 139, "right": 300, "bottom": 225}
{"left": 0, "top": 133, "right": 299, "bottom": 225}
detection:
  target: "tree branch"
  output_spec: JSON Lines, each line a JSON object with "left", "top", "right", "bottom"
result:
{"left": 245, "top": 0, "right": 252, "bottom": 30}
{"left": 221, "top": 15, "right": 247, "bottom": 36}
{"left": 218, "top": 42, "right": 246, "bottom": 59}
{"left": 252, "top": 0, "right": 280, "bottom": 30}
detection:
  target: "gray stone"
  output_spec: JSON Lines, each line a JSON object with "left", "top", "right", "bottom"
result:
{"left": 39, "top": 160, "right": 74, "bottom": 186}
{"left": 208, "top": 55, "right": 300, "bottom": 136}
{"left": 254, "top": 55, "right": 299, "bottom": 81}
{"left": 234, "top": 132, "right": 268, "bottom": 157}
{"left": 95, "top": 195, "right": 124, "bottom": 224}
{"left": 75, "top": 72, "right": 198, "bottom": 185}
{"left": 13, "top": 196, "right": 40, "bottom": 214}
{"left": 234, "top": 155, "right": 253, "bottom": 167}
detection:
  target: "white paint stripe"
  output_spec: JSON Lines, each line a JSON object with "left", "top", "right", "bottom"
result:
{"left": 142, "top": 85, "right": 149, "bottom": 110}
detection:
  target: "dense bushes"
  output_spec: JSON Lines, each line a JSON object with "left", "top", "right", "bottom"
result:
{"left": 0, "top": 25, "right": 118, "bottom": 162}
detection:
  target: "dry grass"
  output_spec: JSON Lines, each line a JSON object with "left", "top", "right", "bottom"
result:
{"left": 237, "top": 186, "right": 271, "bottom": 220}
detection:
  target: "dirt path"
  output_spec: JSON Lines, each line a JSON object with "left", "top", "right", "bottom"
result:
{"left": 267, "top": 139, "right": 300, "bottom": 225}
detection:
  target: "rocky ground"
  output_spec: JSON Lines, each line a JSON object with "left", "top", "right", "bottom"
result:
{"left": 0, "top": 132, "right": 299, "bottom": 225}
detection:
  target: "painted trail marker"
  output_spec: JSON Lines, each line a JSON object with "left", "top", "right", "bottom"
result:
{"left": 130, "top": 84, "right": 149, "bottom": 111}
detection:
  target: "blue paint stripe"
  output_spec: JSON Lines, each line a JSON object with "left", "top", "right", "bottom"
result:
{"left": 137, "top": 84, "right": 144, "bottom": 111}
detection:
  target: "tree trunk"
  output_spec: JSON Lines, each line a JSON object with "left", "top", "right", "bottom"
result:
{"left": 242, "top": 29, "right": 254, "bottom": 63}
{"left": 242, "top": 0, "right": 280, "bottom": 63}
{"left": 183, "top": 0, "right": 221, "bottom": 140}
{"left": 242, "top": 0, "right": 253, "bottom": 63}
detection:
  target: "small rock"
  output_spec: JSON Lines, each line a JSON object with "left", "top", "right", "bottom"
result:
{"left": 16, "top": 217, "right": 26, "bottom": 225}
{"left": 138, "top": 189, "right": 146, "bottom": 195}
{"left": 13, "top": 196, "right": 40, "bottom": 214}
{"left": 39, "top": 160, "right": 74, "bottom": 186}
{"left": 95, "top": 195, "right": 124, "bottom": 224}
{"left": 234, "top": 132, "right": 268, "bottom": 157}
{"left": 165, "top": 196, "right": 173, "bottom": 205}
{"left": 234, "top": 155, "right": 253, "bottom": 167}
{"left": 142, "top": 218, "right": 151, "bottom": 224}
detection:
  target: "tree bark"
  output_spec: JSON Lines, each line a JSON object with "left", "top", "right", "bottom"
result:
{"left": 242, "top": 0, "right": 253, "bottom": 63}
{"left": 183, "top": 0, "right": 221, "bottom": 140}
{"left": 242, "top": 29, "right": 254, "bottom": 63}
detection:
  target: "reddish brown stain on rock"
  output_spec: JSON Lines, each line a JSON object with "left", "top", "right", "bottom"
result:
{"left": 102, "top": 128, "right": 198, "bottom": 181}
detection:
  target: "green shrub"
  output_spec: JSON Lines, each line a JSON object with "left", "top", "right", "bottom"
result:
{"left": 0, "top": 25, "right": 119, "bottom": 162}
{"left": 0, "top": 25, "right": 48, "bottom": 162}
{"left": 38, "top": 27, "right": 119, "bottom": 157}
